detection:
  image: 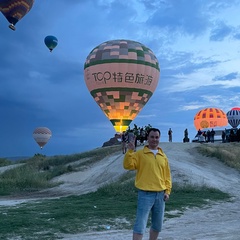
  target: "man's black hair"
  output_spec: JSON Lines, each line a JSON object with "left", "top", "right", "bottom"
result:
{"left": 147, "top": 128, "right": 161, "bottom": 136}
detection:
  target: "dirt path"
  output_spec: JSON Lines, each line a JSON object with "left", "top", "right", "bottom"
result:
{"left": 1, "top": 143, "right": 240, "bottom": 239}
{"left": 50, "top": 153, "right": 126, "bottom": 196}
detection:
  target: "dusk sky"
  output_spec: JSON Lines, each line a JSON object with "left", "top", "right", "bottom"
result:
{"left": 1, "top": 0, "right": 240, "bottom": 158}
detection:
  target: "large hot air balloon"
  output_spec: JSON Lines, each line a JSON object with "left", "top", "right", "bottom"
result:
{"left": 33, "top": 127, "right": 52, "bottom": 149}
{"left": 84, "top": 39, "right": 160, "bottom": 132}
{"left": 0, "top": 0, "right": 34, "bottom": 30}
{"left": 44, "top": 35, "right": 58, "bottom": 52}
{"left": 194, "top": 107, "right": 228, "bottom": 130}
{"left": 226, "top": 109, "right": 240, "bottom": 128}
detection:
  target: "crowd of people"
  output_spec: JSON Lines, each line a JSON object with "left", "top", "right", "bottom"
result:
{"left": 196, "top": 128, "right": 216, "bottom": 143}
{"left": 121, "top": 125, "right": 182, "bottom": 154}
{"left": 121, "top": 125, "right": 240, "bottom": 152}
{"left": 196, "top": 128, "right": 240, "bottom": 143}
{"left": 224, "top": 128, "right": 240, "bottom": 142}
{"left": 121, "top": 126, "right": 190, "bottom": 152}
{"left": 121, "top": 124, "right": 152, "bottom": 154}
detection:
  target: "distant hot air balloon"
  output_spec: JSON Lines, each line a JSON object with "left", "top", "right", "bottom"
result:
{"left": 33, "top": 127, "right": 52, "bottom": 149}
{"left": 0, "top": 0, "right": 34, "bottom": 30}
{"left": 84, "top": 39, "right": 160, "bottom": 132}
{"left": 194, "top": 108, "right": 228, "bottom": 130}
{"left": 44, "top": 35, "right": 58, "bottom": 52}
{"left": 226, "top": 109, "right": 240, "bottom": 128}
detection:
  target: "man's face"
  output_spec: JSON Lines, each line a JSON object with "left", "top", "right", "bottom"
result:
{"left": 147, "top": 130, "right": 160, "bottom": 149}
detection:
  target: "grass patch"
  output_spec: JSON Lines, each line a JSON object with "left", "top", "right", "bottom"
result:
{"left": 197, "top": 143, "right": 240, "bottom": 171}
{"left": 0, "top": 158, "right": 12, "bottom": 167}
{"left": 0, "top": 175, "right": 230, "bottom": 240}
{"left": 0, "top": 164, "right": 56, "bottom": 195}
{"left": 0, "top": 145, "right": 122, "bottom": 196}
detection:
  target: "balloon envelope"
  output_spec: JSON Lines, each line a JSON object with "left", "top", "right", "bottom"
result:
{"left": 0, "top": 0, "right": 34, "bottom": 30}
{"left": 194, "top": 108, "right": 228, "bottom": 130}
{"left": 33, "top": 127, "right": 52, "bottom": 149}
{"left": 44, "top": 35, "right": 58, "bottom": 52}
{"left": 231, "top": 107, "right": 240, "bottom": 111}
{"left": 227, "top": 109, "right": 240, "bottom": 128}
{"left": 84, "top": 39, "right": 160, "bottom": 132}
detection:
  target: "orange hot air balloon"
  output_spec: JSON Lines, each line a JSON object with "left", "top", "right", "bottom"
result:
{"left": 84, "top": 39, "right": 160, "bottom": 132}
{"left": 33, "top": 127, "right": 52, "bottom": 149}
{"left": 193, "top": 108, "right": 228, "bottom": 130}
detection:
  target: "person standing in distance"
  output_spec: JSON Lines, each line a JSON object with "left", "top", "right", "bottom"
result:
{"left": 123, "top": 128, "right": 172, "bottom": 240}
{"left": 121, "top": 131, "right": 128, "bottom": 154}
{"left": 168, "top": 128, "right": 173, "bottom": 142}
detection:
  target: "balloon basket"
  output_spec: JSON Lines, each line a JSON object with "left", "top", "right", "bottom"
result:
{"left": 9, "top": 24, "right": 16, "bottom": 31}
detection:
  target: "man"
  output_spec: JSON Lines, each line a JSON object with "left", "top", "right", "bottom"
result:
{"left": 210, "top": 128, "right": 215, "bottom": 143}
{"left": 183, "top": 128, "right": 189, "bottom": 142}
{"left": 197, "top": 129, "right": 202, "bottom": 141}
{"left": 123, "top": 128, "right": 172, "bottom": 240}
{"left": 168, "top": 128, "right": 173, "bottom": 142}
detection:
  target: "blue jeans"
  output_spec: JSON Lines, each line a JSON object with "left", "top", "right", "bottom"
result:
{"left": 133, "top": 190, "right": 165, "bottom": 234}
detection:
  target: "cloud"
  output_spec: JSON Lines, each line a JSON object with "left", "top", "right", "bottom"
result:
{"left": 163, "top": 71, "right": 240, "bottom": 94}
{"left": 210, "top": 21, "right": 233, "bottom": 41}
{"left": 233, "top": 29, "right": 240, "bottom": 40}
{"left": 179, "top": 104, "right": 206, "bottom": 111}
{"left": 159, "top": 50, "right": 220, "bottom": 76}
{"left": 214, "top": 72, "right": 238, "bottom": 81}
{"left": 178, "top": 92, "right": 240, "bottom": 115}
{"left": 146, "top": 0, "right": 210, "bottom": 36}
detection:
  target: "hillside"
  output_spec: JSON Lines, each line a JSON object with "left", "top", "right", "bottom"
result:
{"left": 0, "top": 142, "right": 240, "bottom": 239}
{"left": 42, "top": 142, "right": 240, "bottom": 199}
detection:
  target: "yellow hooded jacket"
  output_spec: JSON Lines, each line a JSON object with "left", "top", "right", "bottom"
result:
{"left": 123, "top": 146, "right": 172, "bottom": 195}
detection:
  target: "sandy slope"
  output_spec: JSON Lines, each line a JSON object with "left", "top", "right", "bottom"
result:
{"left": 1, "top": 142, "right": 240, "bottom": 239}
